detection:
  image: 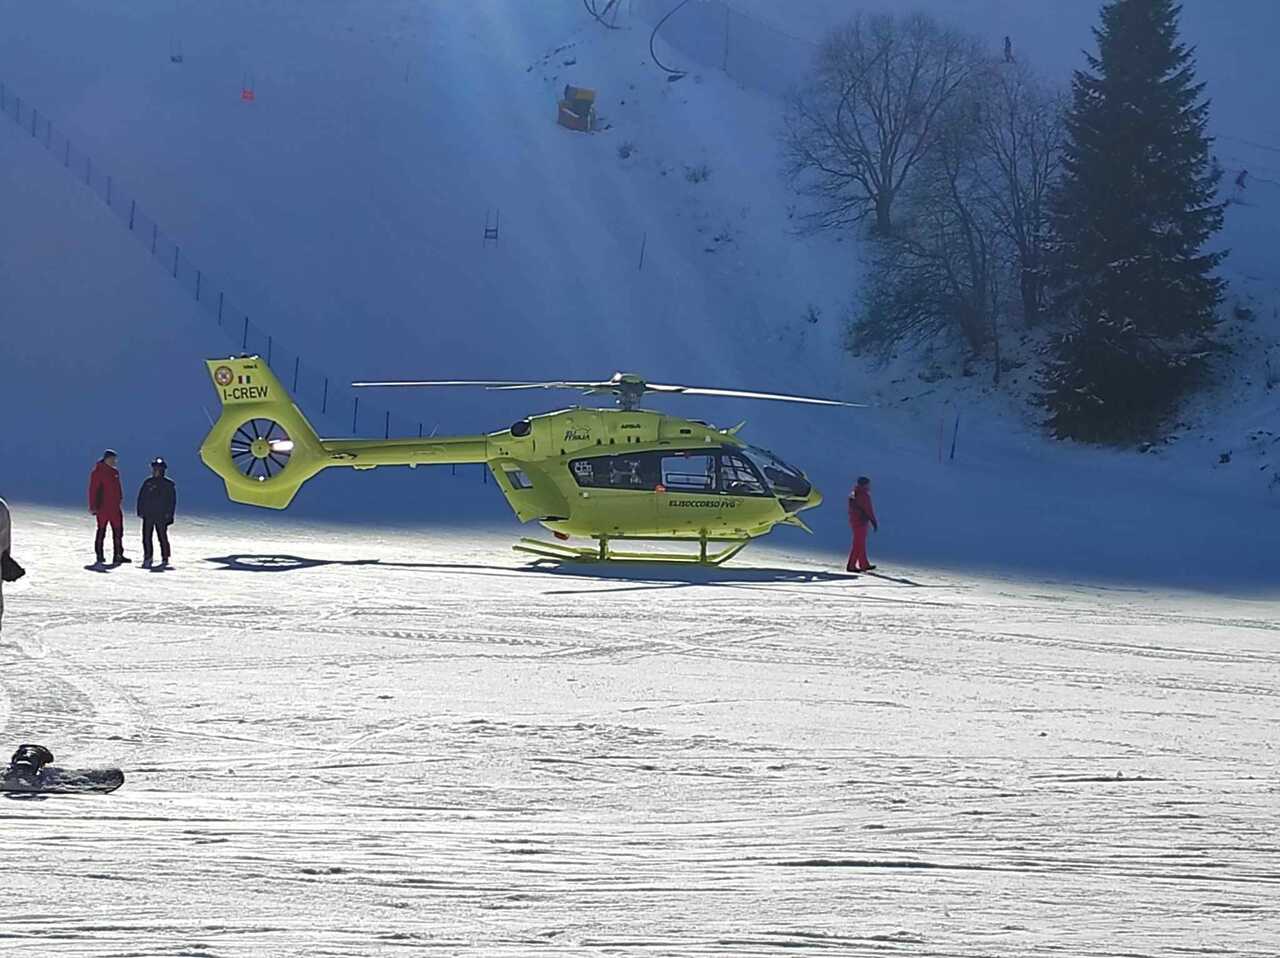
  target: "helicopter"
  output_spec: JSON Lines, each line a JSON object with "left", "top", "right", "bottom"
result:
{"left": 198, "top": 357, "right": 862, "bottom": 564}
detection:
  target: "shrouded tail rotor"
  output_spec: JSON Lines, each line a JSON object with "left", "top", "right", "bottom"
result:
{"left": 229, "top": 418, "right": 295, "bottom": 482}
{"left": 200, "top": 357, "right": 325, "bottom": 508}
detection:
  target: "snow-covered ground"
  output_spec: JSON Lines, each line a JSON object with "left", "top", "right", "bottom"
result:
{"left": 1, "top": 506, "right": 1278, "bottom": 955}
{"left": 1, "top": 3, "right": 1279, "bottom": 952}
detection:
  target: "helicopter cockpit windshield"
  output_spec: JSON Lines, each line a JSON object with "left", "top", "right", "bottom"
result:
{"left": 744, "top": 446, "right": 811, "bottom": 500}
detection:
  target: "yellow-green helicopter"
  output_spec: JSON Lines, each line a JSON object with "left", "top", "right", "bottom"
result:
{"left": 198, "top": 356, "right": 860, "bottom": 564}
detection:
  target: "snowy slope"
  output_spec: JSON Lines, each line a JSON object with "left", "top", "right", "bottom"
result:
{"left": 1, "top": 506, "right": 1278, "bottom": 955}
{"left": 1, "top": 0, "right": 1278, "bottom": 589}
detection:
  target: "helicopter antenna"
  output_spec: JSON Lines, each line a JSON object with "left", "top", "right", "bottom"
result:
{"left": 352, "top": 372, "right": 868, "bottom": 412}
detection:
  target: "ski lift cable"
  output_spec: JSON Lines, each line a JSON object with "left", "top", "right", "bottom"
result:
{"left": 583, "top": 0, "right": 621, "bottom": 30}
{"left": 650, "top": 0, "right": 693, "bottom": 77}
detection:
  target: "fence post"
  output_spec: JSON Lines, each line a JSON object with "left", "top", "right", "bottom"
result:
{"left": 292, "top": 356, "right": 300, "bottom": 391}
{"left": 241, "top": 316, "right": 249, "bottom": 351}
{"left": 217, "top": 291, "right": 224, "bottom": 325}
{"left": 173, "top": 245, "right": 180, "bottom": 277}
{"left": 418, "top": 423, "right": 423, "bottom": 438}
{"left": 352, "top": 396, "right": 360, "bottom": 434}
{"left": 195, "top": 269, "right": 201, "bottom": 301}
{"left": 128, "top": 199, "right": 136, "bottom": 230}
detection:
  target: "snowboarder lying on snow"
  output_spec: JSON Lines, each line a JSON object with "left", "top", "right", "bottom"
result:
{"left": 88, "top": 450, "right": 130, "bottom": 566}
{"left": 137, "top": 458, "right": 177, "bottom": 568}
{"left": 846, "top": 476, "right": 879, "bottom": 573}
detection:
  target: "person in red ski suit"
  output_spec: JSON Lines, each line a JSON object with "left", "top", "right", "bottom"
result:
{"left": 846, "top": 476, "right": 878, "bottom": 573}
{"left": 88, "top": 450, "right": 130, "bottom": 566}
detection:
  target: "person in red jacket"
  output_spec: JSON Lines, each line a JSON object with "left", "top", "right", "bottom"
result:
{"left": 88, "top": 450, "right": 131, "bottom": 566}
{"left": 846, "top": 475, "right": 879, "bottom": 573}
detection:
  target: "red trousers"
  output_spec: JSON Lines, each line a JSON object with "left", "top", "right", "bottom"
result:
{"left": 847, "top": 525, "right": 870, "bottom": 571}
{"left": 95, "top": 509, "right": 124, "bottom": 559}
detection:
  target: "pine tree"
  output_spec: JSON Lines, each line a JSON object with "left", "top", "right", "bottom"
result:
{"left": 1044, "top": 0, "right": 1225, "bottom": 441}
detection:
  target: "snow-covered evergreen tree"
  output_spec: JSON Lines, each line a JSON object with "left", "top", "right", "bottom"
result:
{"left": 1044, "top": 0, "right": 1225, "bottom": 441}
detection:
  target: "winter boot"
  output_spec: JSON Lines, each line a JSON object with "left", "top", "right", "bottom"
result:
{"left": 113, "top": 555, "right": 132, "bottom": 566}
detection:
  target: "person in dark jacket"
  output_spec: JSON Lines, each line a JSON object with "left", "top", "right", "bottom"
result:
{"left": 88, "top": 450, "right": 130, "bottom": 566}
{"left": 137, "top": 458, "right": 177, "bottom": 568}
{"left": 846, "top": 476, "right": 879, "bottom": 573}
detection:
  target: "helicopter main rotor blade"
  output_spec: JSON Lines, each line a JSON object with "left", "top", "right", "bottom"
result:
{"left": 351, "top": 379, "right": 608, "bottom": 390}
{"left": 352, "top": 379, "right": 535, "bottom": 388}
{"left": 645, "top": 383, "right": 868, "bottom": 407}
{"left": 487, "top": 381, "right": 611, "bottom": 392}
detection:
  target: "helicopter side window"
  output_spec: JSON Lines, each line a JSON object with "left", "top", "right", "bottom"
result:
{"left": 745, "top": 445, "right": 811, "bottom": 499}
{"left": 660, "top": 453, "right": 716, "bottom": 492}
{"left": 718, "top": 453, "right": 768, "bottom": 497}
{"left": 570, "top": 453, "right": 660, "bottom": 490}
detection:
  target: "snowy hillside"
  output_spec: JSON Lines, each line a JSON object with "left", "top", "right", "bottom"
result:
{"left": 1, "top": 0, "right": 1278, "bottom": 589}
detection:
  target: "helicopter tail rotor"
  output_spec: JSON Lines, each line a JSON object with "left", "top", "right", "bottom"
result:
{"left": 199, "top": 358, "right": 327, "bottom": 509}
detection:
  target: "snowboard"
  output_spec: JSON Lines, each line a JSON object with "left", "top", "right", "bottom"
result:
{"left": 1, "top": 766, "right": 125, "bottom": 795}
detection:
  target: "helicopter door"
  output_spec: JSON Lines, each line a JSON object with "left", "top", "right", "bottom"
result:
{"left": 568, "top": 451, "right": 661, "bottom": 535}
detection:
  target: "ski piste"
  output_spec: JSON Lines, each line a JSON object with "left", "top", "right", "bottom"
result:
{"left": 1, "top": 766, "right": 124, "bottom": 795}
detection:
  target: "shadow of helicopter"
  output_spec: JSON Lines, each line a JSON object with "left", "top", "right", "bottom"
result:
{"left": 203, "top": 553, "right": 858, "bottom": 589}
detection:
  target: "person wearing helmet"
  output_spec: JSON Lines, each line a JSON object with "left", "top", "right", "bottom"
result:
{"left": 136, "top": 458, "right": 177, "bottom": 568}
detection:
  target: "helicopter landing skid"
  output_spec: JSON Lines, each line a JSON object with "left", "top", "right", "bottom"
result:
{"left": 514, "top": 536, "right": 749, "bottom": 566}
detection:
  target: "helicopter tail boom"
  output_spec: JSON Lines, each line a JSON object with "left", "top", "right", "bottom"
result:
{"left": 200, "top": 356, "right": 488, "bottom": 509}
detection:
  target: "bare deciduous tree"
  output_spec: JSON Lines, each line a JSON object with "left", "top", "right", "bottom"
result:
{"left": 974, "top": 63, "right": 1064, "bottom": 326}
{"left": 783, "top": 13, "right": 982, "bottom": 235}
{"left": 852, "top": 98, "right": 1005, "bottom": 367}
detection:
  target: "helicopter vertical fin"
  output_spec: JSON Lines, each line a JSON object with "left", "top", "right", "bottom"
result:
{"left": 199, "top": 357, "right": 327, "bottom": 508}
